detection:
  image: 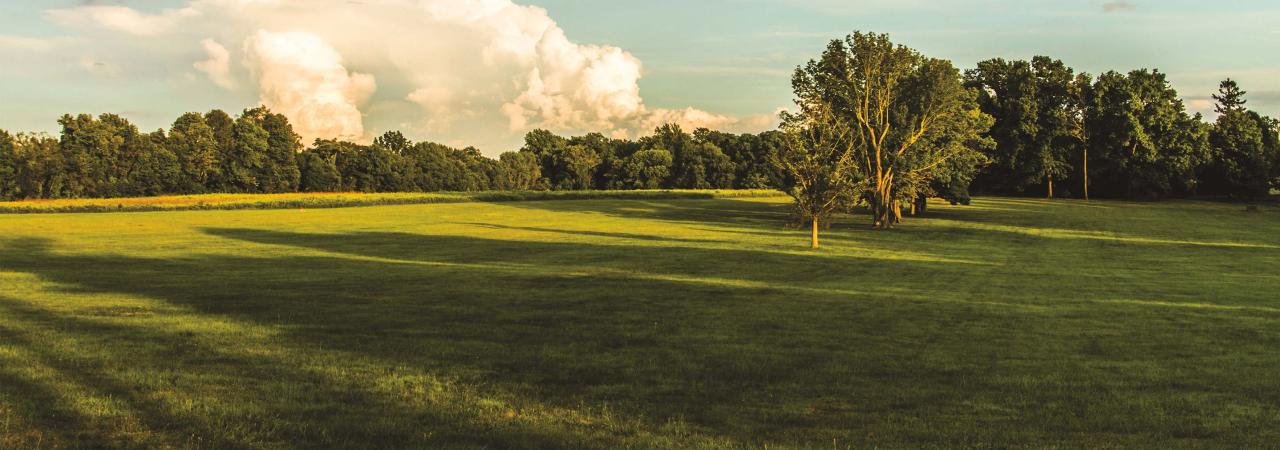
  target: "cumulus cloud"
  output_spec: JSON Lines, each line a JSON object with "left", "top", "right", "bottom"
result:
{"left": 1102, "top": 2, "right": 1137, "bottom": 13}
{"left": 38, "top": 0, "right": 776, "bottom": 153}
{"left": 194, "top": 39, "right": 235, "bottom": 89}
{"left": 245, "top": 30, "right": 376, "bottom": 144}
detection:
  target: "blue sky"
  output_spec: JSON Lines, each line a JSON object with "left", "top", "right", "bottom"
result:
{"left": 1, "top": 0, "right": 1278, "bottom": 154}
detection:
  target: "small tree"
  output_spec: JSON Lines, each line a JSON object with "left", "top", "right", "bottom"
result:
{"left": 1213, "top": 79, "right": 1247, "bottom": 114}
{"left": 772, "top": 103, "right": 858, "bottom": 249}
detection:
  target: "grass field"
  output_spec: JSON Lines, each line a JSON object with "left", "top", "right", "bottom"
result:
{"left": 0, "top": 190, "right": 780, "bottom": 214}
{"left": 1, "top": 194, "right": 1278, "bottom": 448}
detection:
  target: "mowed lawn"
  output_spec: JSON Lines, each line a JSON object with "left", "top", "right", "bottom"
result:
{"left": 0, "top": 195, "right": 1278, "bottom": 449}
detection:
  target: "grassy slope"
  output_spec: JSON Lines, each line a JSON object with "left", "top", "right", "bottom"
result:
{"left": 0, "top": 196, "right": 1277, "bottom": 448}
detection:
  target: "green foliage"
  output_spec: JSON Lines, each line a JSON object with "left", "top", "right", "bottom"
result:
{"left": 2, "top": 59, "right": 1275, "bottom": 204}
{"left": 124, "top": 130, "right": 182, "bottom": 196}
{"left": 774, "top": 102, "right": 859, "bottom": 237}
{"left": 545, "top": 144, "right": 600, "bottom": 190}
{"left": 221, "top": 111, "right": 269, "bottom": 192}
{"left": 297, "top": 151, "right": 341, "bottom": 192}
{"left": 616, "top": 148, "right": 674, "bottom": 189}
{"left": 1204, "top": 111, "right": 1271, "bottom": 198}
{"left": 496, "top": 151, "right": 544, "bottom": 191}
{"left": 1213, "top": 78, "right": 1248, "bottom": 114}
{"left": 0, "top": 130, "right": 16, "bottom": 200}
{"left": 790, "top": 31, "right": 992, "bottom": 228}
{"left": 965, "top": 56, "right": 1081, "bottom": 196}
{"left": 169, "top": 113, "right": 220, "bottom": 193}
{"left": 1081, "top": 70, "right": 1209, "bottom": 198}
{"left": 373, "top": 130, "right": 412, "bottom": 154}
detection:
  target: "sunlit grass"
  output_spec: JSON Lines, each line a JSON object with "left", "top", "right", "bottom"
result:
{"left": 0, "top": 195, "right": 1278, "bottom": 448}
{"left": 0, "top": 190, "right": 781, "bottom": 214}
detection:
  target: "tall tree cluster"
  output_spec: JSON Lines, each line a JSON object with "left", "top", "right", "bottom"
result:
{"left": 966, "top": 62, "right": 1277, "bottom": 200}
{"left": 516, "top": 125, "right": 786, "bottom": 192}
{"left": 783, "top": 32, "right": 994, "bottom": 230}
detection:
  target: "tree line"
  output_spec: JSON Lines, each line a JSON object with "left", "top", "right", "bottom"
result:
{"left": 0, "top": 108, "right": 790, "bottom": 200}
{"left": 773, "top": 32, "right": 1279, "bottom": 246}
{"left": 2, "top": 31, "right": 1277, "bottom": 218}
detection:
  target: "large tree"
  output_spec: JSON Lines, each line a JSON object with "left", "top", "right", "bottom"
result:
{"left": 793, "top": 32, "right": 992, "bottom": 228}
{"left": 57, "top": 113, "right": 139, "bottom": 197}
{"left": 965, "top": 56, "right": 1082, "bottom": 198}
{"left": 220, "top": 111, "right": 270, "bottom": 192}
{"left": 0, "top": 130, "right": 16, "bottom": 200}
{"left": 296, "top": 151, "right": 341, "bottom": 192}
{"left": 168, "top": 113, "right": 220, "bottom": 193}
{"left": 125, "top": 130, "right": 181, "bottom": 196}
{"left": 1082, "top": 70, "right": 1208, "bottom": 199}
{"left": 245, "top": 107, "right": 302, "bottom": 193}
{"left": 1206, "top": 111, "right": 1269, "bottom": 198}
{"left": 617, "top": 148, "right": 674, "bottom": 190}
{"left": 496, "top": 151, "right": 544, "bottom": 190}
{"left": 1200, "top": 80, "right": 1274, "bottom": 199}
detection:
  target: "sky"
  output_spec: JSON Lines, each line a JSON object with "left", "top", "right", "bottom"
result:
{"left": 1, "top": 0, "right": 1278, "bottom": 155}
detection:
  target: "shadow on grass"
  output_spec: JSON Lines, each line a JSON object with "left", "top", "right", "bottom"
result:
{"left": 2, "top": 195, "right": 1278, "bottom": 447}
{"left": 458, "top": 223, "right": 730, "bottom": 245}
{"left": 0, "top": 231, "right": 992, "bottom": 448}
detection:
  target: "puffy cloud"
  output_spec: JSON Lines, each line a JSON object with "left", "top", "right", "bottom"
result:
{"left": 37, "top": 0, "right": 776, "bottom": 153}
{"left": 245, "top": 30, "right": 376, "bottom": 144}
{"left": 194, "top": 39, "right": 235, "bottom": 89}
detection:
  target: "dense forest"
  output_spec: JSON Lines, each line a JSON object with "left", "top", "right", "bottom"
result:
{"left": 1, "top": 43, "right": 1277, "bottom": 204}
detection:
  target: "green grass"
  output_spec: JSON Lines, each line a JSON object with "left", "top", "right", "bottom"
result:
{"left": 0, "top": 190, "right": 781, "bottom": 214}
{"left": 0, "top": 195, "right": 1278, "bottom": 448}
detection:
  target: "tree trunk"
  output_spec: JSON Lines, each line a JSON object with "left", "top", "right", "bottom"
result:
{"left": 872, "top": 183, "right": 895, "bottom": 229}
{"left": 1083, "top": 147, "right": 1089, "bottom": 201}
{"left": 811, "top": 216, "right": 820, "bottom": 249}
{"left": 1047, "top": 174, "right": 1054, "bottom": 199}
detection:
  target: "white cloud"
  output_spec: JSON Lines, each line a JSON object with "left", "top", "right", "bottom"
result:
{"left": 194, "top": 39, "right": 235, "bottom": 89}
{"left": 245, "top": 30, "right": 376, "bottom": 144}
{"left": 639, "top": 107, "right": 783, "bottom": 136}
{"left": 0, "top": 35, "right": 75, "bottom": 53}
{"left": 36, "top": 0, "right": 775, "bottom": 153}
{"left": 79, "top": 57, "right": 122, "bottom": 77}
{"left": 45, "top": 5, "right": 200, "bottom": 37}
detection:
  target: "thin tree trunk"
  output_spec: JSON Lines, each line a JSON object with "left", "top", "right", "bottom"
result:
{"left": 811, "top": 216, "right": 820, "bottom": 249}
{"left": 1083, "top": 147, "right": 1089, "bottom": 201}
{"left": 1047, "top": 174, "right": 1054, "bottom": 199}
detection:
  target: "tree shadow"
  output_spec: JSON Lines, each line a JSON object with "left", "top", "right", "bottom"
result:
{"left": 0, "top": 250, "right": 609, "bottom": 448}
{"left": 0, "top": 231, "right": 991, "bottom": 448}
{"left": 456, "top": 222, "right": 729, "bottom": 244}
{"left": 499, "top": 198, "right": 795, "bottom": 230}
